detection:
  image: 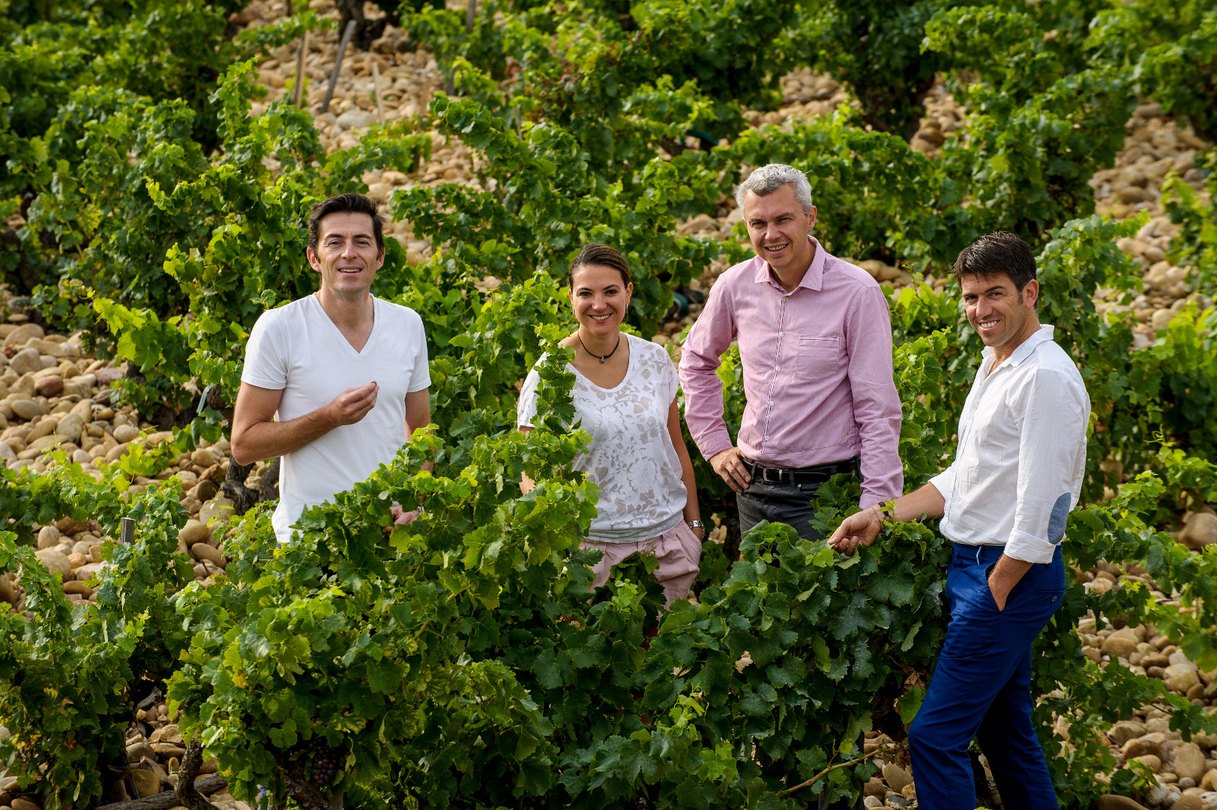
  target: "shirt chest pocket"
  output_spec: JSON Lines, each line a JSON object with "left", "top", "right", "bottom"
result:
{"left": 793, "top": 336, "right": 841, "bottom": 381}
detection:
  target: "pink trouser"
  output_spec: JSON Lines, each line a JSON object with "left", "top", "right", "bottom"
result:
{"left": 582, "top": 521, "right": 703, "bottom": 605}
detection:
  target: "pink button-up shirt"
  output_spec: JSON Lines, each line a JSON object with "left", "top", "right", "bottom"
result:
{"left": 679, "top": 237, "right": 903, "bottom": 508}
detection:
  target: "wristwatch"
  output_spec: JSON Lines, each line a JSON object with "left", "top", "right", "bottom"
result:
{"left": 687, "top": 519, "right": 705, "bottom": 532}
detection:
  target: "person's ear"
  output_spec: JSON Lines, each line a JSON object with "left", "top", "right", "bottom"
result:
{"left": 1023, "top": 279, "right": 1039, "bottom": 308}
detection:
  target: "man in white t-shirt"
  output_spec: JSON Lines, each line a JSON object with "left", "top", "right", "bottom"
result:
{"left": 231, "top": 193, "right": 431, "bottom": 543}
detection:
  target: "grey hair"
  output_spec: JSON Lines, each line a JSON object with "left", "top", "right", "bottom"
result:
{"left": 734, "top": 164, "right": 813, "bottom": 214}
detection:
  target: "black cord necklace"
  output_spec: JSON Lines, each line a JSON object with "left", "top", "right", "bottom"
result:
{"left": 578, "top": 333, "right": 622, "bottom": 364}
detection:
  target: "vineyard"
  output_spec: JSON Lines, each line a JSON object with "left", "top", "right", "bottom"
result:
{"left": 2, "top": 0, "right": 1217, "bottom": 807}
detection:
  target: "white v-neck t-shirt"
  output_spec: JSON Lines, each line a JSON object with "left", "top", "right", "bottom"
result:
{"left": 518, "top": 334, "right": 687, "bottom": 543}
{"left": 242, "top": 294, "right": 430, "bottom": 542}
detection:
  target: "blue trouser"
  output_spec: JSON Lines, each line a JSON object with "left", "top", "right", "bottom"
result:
{"left": 909, "top": 543, "right": 1065, "bottom": 810}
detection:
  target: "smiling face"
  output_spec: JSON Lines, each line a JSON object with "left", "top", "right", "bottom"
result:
{"left": 569, "top": 263, "right": 632, "bottom": 337}
{"left": 742, "top": 184, "right": 817, "bottom": 283}
{"left": 960, "top": 272, "right": 1041, "bottom": 364}
{"left": 307, "top": 211, "right": 385, "bottom": 299}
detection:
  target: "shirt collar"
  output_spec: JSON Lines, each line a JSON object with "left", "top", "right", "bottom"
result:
{"left": 751, "top": 236, "right": 825, "bottom": 292}
{"left": 981, "top": 324, "right": 1056, "bottom": 368}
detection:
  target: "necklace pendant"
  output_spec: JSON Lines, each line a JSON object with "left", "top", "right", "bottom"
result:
{"left": 578, "top": 332, "right": 622, "bottom": 365}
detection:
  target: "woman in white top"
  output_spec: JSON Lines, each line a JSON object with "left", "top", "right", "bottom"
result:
{"left": 518, "top": 244, "right": 704, "bottom": 604}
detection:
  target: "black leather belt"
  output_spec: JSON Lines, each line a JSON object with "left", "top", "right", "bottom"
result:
{"left": 744, "top": 458, "right": 860, "bottom": 486}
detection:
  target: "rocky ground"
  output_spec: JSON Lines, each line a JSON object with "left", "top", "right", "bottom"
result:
{"left": 1, "top": 1, "right": 1216, "bottom": 808}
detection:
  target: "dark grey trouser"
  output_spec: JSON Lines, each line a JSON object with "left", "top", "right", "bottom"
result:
{"left": 737, "top": 478, "right": 865, "bottom": 810}
{"left": 736, "top": 478, "right": 826, "bottom": 542}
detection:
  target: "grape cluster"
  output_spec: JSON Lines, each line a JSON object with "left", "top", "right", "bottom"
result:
{"left": 308, "top": 739, "right": 344, "bottom": 787}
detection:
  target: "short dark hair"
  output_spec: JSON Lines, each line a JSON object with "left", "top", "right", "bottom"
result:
{"left": 308, "top": 193, "right": 385, "bottom": 253}
{"left": 952, "top": 231, "right": 1036, "bottom": 290}
{"left": 569, "top": 243, "right": 632, "bottom": 287}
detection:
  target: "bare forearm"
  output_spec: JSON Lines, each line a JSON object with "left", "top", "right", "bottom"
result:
{"left": 404, "top": 391, "right": 433, "bottom": 473}
{"left": 987, "top": 554, "right": 1034, "bottom": 610}
{"left": 678, "top": 447, "right": 700, "bottom": 523}
{"left": 886, "top": 482, "right": 946, "bottom": 523}
{"left": 990, "top": 555, "right": 1032, "bottom": 585}
{"left": 829, "top": 481, "right": 945, "bottom": 555}
{"left": 231, "top": 405, "right": 336, "bottom": 465}
{"left": 517, "top": 425, "right": 536, "bottom": 494}
{"left": 232, "top": 380, "right": 380, "bottom": 466}
{"left": 667, "top": 400, "right": 701, "bottom": 523}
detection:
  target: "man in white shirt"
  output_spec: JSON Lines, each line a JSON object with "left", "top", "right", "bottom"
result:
{"left": 828, "top": 232, "right": 1089, "bottom": 809}
{"left": 231, "top": 193, "right": 431, "bottom": 544}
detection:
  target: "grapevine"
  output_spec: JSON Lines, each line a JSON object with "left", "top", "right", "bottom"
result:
{"left": 1, "top": 0, "right": 1216, "bottom": 807}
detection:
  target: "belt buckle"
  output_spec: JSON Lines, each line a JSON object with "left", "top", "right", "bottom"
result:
{"left": 761, "top": 466, "right": 785, "bottom": 484}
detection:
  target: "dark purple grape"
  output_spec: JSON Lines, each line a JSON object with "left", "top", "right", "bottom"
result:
{"left": 307, "top": 739, "right": 343, "bottom": 786}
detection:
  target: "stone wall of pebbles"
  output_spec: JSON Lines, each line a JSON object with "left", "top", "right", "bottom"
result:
{"left": 2, "top": 1, "right": 1215, "bottom": 808}
{"left": 243, "top": 0, "right": 477, "bottom": 267}
{"left": 0, "top": 310, "right": 241, "bottom": 807}
{"left": 1089, "top": 101, "right": 1215, "bottom": 343}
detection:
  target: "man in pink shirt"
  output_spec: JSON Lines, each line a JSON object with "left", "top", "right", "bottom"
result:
{"left": 679, "top": 163, "right": 903, "bottom": 543}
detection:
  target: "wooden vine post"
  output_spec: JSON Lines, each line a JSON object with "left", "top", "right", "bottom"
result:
{"left": 321, "top": 20, "right": 358, "bottom": 114}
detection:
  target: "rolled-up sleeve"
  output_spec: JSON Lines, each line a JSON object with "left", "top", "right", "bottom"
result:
{"left": 679, "top": 283, "right": 736, "bottom": 461}
{"left": 1004, "top": 367, "right": 1089, "bottom": 563}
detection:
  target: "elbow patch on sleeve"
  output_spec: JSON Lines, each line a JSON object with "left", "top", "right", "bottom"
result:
{"left": 1047, "top": 492, "right": 1072, "bottom": 545}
